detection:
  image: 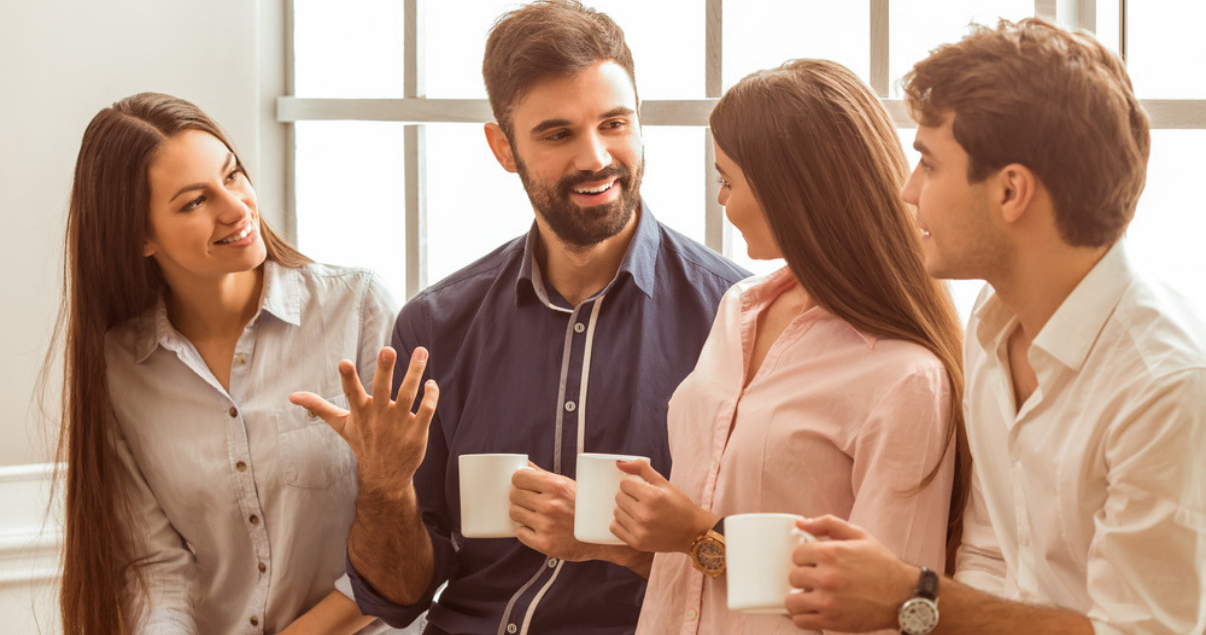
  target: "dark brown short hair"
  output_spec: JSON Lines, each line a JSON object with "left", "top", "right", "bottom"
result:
{"left": 482, "top": 0, "right": 637, "bottom": 137}
{"left": 904, "top": 17, "right": 1150, "bottom": 247}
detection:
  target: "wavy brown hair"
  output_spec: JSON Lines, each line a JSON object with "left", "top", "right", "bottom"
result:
{"left": 903, "top": 18, "right": 1149, "bottom": 248}
{"left": 711, "top": 60, "right": 970, "bottom": 572}
{"left": 51, "top": 93, "right": 308, "bottom": 634}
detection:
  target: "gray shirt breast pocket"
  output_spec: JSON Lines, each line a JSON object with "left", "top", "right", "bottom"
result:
{"left": 275, "top": 394, "right": 357, "bottom": 489}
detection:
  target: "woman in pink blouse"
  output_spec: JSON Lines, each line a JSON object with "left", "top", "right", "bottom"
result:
{"left": 610, "top": 60, "right": 970, "bottom": 634}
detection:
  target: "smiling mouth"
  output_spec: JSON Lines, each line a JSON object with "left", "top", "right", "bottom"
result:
{"left": 572, "top": 181, "right": 616, "bottom": 195}
{"left": 216, "top": 224, "right": 254, "bottom": 245}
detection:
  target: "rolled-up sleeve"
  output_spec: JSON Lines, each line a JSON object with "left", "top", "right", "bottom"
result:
{"left": 346, "top": 299, "right": 456, "bottom": 628}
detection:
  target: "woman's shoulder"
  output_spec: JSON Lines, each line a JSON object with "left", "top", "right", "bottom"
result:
{"left": 270, "top": 261, "right": 396, "bottom": 310}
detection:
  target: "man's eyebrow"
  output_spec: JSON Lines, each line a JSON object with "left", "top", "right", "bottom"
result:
{"left": 530, "top": 119, "right": 571, "bottom": 135}
{"left": 169, "top": 153, "right": 235, "bottom": 202}
{"left": 601, "top": 106, "right": 635, "bottom": 119}
{"left": 714, "top": 163, "right": 728, "bottom": 176}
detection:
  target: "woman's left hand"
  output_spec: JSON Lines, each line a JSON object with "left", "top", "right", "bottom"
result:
{"left": 611, "top": 460, "right": 718, "bottom": 554}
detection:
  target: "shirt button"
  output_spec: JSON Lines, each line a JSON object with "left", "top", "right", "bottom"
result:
{"left": 574, "top": 322, "right": 586, "bottom": 334}
{"left": 235, "top": 354, "right": 246, "bottom": 365}
{"left": 258, "top": 562, "right": 267, "bottom": 573}
{"left": 710, "top": 457, "right": 719, "bottom": 470}
{"left": 249, "top": 515, "right": 260, "bottom": 525}
{"left": 506, "top": 624, "right": 518, "bottom": 634}
{"left": 254, "top": 316, "right": 261, "bottom": 325}
{"left": 565, "top": 401, "right": 576, "bottom": 412}
{"left": 228, "top": 407, "right": 238, "bottom": 418}
{"left": 687, "top": 608, "right": 698, "bottom": 621}
{"left": 250, "top": 615, "right": 259, "bottom": 626}
{"left": 307, "top": 409, "right": 318, "bottom": 421}
{"left": 236, "top": 461, "right": 247, "bottom": 472}
{"left": 547, "top": 558, "right": 558, "bottom": 568}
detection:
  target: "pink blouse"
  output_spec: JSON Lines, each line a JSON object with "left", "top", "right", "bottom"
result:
{"left": 636, "top": 268, "right": 955, "bottom": 635}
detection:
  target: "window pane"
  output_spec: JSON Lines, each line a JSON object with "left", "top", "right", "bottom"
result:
{"left": 1126, "top": 130, "right": 1206, "bottom": 305}
{"left": 1127, "top": 1, "right": 1206, "bottom": 98}
{"left": 426, "top": 0, "right": 703, "bottom": 99}
{"left": 724, "top": 0, "right": 869, "bottom": 90}
{"left": 889, "top": 0, "right": 1033, "bottom": 98}
{"left": 641, "top": 126, "right": 706, "bottom": 245}
{"left": 295, "top": 121, "right": 407, "bottom": 297}
{"left": 293, "top": 0, "right": 404, "bottom": 98}
{"left": 424, "top": 123, "right": 533, "bottom": 285}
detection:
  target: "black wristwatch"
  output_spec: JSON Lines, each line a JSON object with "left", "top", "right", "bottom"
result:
{"left": 898, "top": 567, "right": 939, "bottom": 635}
{"left": 688, "top": 518, "right": 725, "bottom": 578}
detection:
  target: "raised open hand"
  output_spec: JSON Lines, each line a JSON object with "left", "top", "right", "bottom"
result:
{"left": 290, "top": 346, "right": 439, "bottom": 497}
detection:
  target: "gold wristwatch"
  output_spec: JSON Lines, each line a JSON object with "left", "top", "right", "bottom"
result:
{"left": 688, "top": 518, "right": 726, "bottom": 578}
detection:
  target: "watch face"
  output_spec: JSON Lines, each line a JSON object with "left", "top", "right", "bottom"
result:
{"left": 695, "top": 541, "right": 725, "bottom": 572}
{"left": 899, "top": 598, "right": 939, "bottom": 635}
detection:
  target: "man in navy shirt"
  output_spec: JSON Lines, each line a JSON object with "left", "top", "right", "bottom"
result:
{"left": 295, "top": 2, "right": 747, "bottom": 634}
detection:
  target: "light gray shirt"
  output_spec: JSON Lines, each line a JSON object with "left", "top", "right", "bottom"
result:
{"left": 105, "top": 261, "right": 400, "bottom": 635}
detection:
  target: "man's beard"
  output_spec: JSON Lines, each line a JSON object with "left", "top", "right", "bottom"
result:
{"left": 515, "top": 151, "right": 644, "bottom": 248}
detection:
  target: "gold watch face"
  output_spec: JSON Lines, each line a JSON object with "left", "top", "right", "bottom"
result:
{"left": 692, "top": 537, "right": 726, "bottom": 575}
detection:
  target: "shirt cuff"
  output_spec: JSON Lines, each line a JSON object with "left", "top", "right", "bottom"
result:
{"left": 346, "top": 551, "right": 440, "bottom": 629}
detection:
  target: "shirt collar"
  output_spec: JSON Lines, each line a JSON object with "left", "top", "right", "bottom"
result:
{"left": 515, "top": 199, "right": 661, "bottom": 305}
{"left": 972, "top": 241, "right": 1134, "bottom": 371}
{"left": 1032, "top": 242, "right": 1134, "bottom": 371}
{"left": 132, "top": 260, "right": 300, "bottom": 363}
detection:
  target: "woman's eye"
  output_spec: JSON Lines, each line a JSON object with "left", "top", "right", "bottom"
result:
{"left": 182, "top": 196, "right": 205, "bottom": 212}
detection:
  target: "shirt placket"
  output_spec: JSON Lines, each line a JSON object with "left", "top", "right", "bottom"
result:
{"left": 500, "top": 299, "right": 594, "bottom": 635}
{"left": 225, "top": 318, "right": 271, "bottom": 634}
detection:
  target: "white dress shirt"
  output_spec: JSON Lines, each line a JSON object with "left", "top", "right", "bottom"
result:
{"left": 955, "top": 243, "right": 1206, "bottom": 635}
{"left": 105, "top": 261, "right": 405, "bottom": 635}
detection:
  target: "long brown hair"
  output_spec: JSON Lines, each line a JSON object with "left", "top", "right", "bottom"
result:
{"left": 53, "top": 93, "right": 309, "bottom": 634}
{"left": 711, "top": 60, "right": 970, "bottom": 572}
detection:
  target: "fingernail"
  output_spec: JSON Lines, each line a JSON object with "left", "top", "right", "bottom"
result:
{"left": 416, "top": 348, "right": 428, "bottom": 362}
{"left": 426, "top": 379, "right": 436, "bottom": 388}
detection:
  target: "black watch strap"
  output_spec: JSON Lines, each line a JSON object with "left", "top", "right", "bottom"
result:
{"left": 917, "top": 567, "right": 938, "bottom": 600}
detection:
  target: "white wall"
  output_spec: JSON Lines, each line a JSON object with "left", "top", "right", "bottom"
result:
{"left": 0, "top": 0, "right": 285, "bottom": 628}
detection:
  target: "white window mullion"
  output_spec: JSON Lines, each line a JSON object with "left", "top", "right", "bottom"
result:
{"left": 404, "top": 0, "right": 428, "bottom": 299}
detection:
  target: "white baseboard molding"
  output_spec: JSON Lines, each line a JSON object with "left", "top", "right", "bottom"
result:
{"left": 0, "top": 463, "right": 63, "bottom": 587}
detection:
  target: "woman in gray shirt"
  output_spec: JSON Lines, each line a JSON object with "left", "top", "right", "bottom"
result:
{"left": 55, "top": 93, "right": 406, "bottom": 635}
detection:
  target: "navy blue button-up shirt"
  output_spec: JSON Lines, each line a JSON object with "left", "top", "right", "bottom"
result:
{"left": 349, "top": 205, "right": 747, "bottom": 635}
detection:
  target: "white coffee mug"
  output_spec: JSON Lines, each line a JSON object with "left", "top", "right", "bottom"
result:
{"left": 573, "top": 452, "right": 648, "bottom": 545}
{"left": 459, "top": 453, "right": 529, "bottom": 538}
{"left": 725, "top": 513, "right": 815, "bottom": 614}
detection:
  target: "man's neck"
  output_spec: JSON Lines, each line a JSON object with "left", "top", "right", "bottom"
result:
{"left": 988, "top": 239, "right": 1110, "bottom": 341}
{"left": 535, "top": 209, "right": 640, "bottom": 307}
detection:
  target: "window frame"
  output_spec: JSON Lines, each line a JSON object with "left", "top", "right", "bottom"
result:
{"left": 279, "top": 0, "right": 1206, "bottom": 299}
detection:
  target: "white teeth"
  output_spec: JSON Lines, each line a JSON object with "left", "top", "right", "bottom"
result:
{"left": 217, "top": 225, "right": 253, "bottom": 245}
{"left": 574, "top": 182, "right": 613, "bottom": 195}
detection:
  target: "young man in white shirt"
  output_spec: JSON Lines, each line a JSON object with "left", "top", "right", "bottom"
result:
{"left": 782, "top": 17, "right": 1206, "bottom": 635}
